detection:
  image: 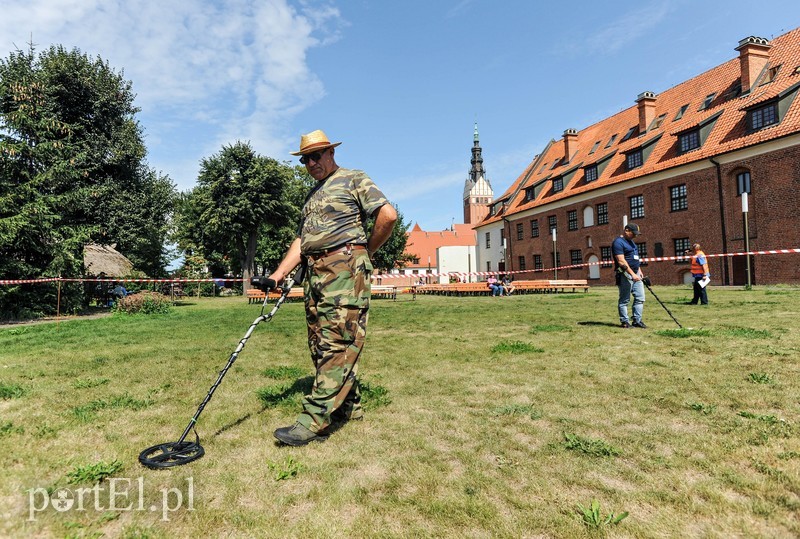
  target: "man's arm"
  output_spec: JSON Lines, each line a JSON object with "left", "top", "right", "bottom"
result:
{"left": 367, "top": 203, "right": 398, "bottom": 255}
{"left": 267, "top": 238, "right": 302, "bottom": 286}
{"left": 613, "top": 253, "right": 641, "bottom": 281}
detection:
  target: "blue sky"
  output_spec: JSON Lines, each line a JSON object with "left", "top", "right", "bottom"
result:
{"left": 2, "top": 0, "right": 798, "bottom": 232}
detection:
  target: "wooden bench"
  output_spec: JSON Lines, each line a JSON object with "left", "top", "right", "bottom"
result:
{"left": 512, "top": 279, "right": 590, "bottom": 293}
{"left": 267, "top": 287, "right": 305, "bottom": 301}
{"left": 412, "top": 279, "right": 589, "bottom": 296}
{"left": 246, "top": 288, "right": 267, "bottom": 303}
{"left": 371, "top": 285, "right": 397, "bottom": 300}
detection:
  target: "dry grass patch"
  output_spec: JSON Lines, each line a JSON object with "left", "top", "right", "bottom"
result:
{"left": 0, "top": 287, "right": 799, "bottom": 537}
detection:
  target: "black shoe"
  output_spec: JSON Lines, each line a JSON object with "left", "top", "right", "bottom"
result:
{"left": 632, "top": 321, "right": 647, "bottom": 328}
{"left": 620, "top": 322, "right": 631, "bottom": 328}
{"left": 273, "top": 423, "right": 328, "bottom": 446}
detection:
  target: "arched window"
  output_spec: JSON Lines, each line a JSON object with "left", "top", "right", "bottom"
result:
{"left": 583, "top": 206, "right": 594, "bottom": 227}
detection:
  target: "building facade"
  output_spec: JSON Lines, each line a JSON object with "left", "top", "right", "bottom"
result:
{"left": 476, "top": 30, "right": 800, "bottom": 286}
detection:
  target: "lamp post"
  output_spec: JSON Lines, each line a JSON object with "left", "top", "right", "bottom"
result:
{"left": 552, "top": 228, "right": 557, "bottom": 279}
{"left": 427, "top": 255, "right": 431, "bottom": 285}
{"left": 742, "top": 192, "right": 751, "bottom": 289}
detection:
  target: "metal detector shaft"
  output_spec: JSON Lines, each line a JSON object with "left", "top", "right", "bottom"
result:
{"left": 174, "top": 266, "right": 305, "bottom": 445}
{"left": 643, "top": 279, "right": 682, "bottom": 329}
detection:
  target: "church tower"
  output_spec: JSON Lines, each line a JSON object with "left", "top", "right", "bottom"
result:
{"left": 462, "top": 123, "right": 493, "bottom": 224}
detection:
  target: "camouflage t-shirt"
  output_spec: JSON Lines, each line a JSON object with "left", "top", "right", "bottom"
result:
{"left": 299, "top": 167, "right": 389, "bottom": 254}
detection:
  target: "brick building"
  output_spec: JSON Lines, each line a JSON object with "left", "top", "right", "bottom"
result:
{"left": 476, "top": 29, "right": 800, "bottom": 286}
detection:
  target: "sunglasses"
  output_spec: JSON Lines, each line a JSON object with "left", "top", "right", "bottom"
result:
{"left": 299, "top": 149, "right": 328, "bottom": 164}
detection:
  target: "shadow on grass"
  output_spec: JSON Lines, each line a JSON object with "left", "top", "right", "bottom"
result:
{"left": 577, "top": 321, "right": 621, "bottom": 328}
{"left": 212, "top": 376, "right": 314, "bottom": 438}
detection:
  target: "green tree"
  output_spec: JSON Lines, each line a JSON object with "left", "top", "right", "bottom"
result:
{"left": 185, "top": 141, "right": 292, "bottom": 286}
{"left": 0, "top": 44, "right": 175, "bottom": 318}
{"left": 254, "top": 165, "right": 314, "bottom": 275}
{"left": 369, "top": 206, "right": 412, "bottom": 273}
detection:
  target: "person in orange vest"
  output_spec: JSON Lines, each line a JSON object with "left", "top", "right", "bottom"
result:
{"left": 688, "top": 243, "right": 710, "bottom": 305}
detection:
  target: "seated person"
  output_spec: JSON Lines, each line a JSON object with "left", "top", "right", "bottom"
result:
{"left": 487, "top": 276, "right": 504, "bottom": 297}
{"left": 501, "top": 275, "right": 514, "bottom": 296}
{"left": 110, "top": 283, "right": 128, "bottom": 300}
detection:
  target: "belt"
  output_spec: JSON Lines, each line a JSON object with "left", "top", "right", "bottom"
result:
{"left": 305, "top": 243, "right": 367, "bottom": 259}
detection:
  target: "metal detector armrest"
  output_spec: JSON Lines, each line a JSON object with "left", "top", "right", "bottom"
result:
{"left": 250, "top": 276, "right": 277, "bottom": 292}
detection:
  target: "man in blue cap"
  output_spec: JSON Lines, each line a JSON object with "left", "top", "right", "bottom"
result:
{"left": 612, "top": 223, "right": 646, "bottom": 328}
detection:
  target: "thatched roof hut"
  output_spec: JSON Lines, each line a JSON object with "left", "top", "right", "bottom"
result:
{"left": 83, "top": 243, "right": 134, "bottom": 277}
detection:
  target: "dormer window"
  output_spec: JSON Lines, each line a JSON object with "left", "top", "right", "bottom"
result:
{"left": 648, "top": 114, "right": 666, "bottom": 131}
{"left": 621, "top": 127, "right": 637, "bottom": 142}
{"left": 589, "top": 141, "right": 601, "bottom": 154}
{"left": 749, "top": 102, "right": 777, "bottom": 130}
{"left": 674, "top": 104, "right": 689, "bottom": 120}
{"left": 698, "top": 93, "right": 716, "bottom": 111}
{"left": 604, "top": 134, "right": 618, "bottom": 148}
{"left": 584, "top": 165, "right": 598, "bottom": 183}
{"left": 678, "top": 129, "right": 700, "bottom": 154}
{"left": 759, "top": 64, "right": 781, "bottom": 86}
{"left": 552, "top": 177, "right": 564, "bottom": 193}
{"left": 626, "top": 149, "right": 643, "bottom": 170}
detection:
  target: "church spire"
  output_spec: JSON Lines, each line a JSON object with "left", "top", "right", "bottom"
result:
{"left": 463, "top": 122, "right": 493, "bottom": 224}
{"left": 469, "top": 122, "right": 485, "bottom": 183}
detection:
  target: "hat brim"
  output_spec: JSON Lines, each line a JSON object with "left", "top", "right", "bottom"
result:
{"left": 290, "top": 141, "right": 342, "bottom": 156}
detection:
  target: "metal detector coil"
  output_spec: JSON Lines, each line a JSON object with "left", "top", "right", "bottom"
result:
{"left": 139, "top": 265, "right": 305, "bottom": 469}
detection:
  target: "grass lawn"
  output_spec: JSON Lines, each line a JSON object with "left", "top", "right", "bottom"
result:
{"left": 1, "top": 285, "right": 799, "bottom": 538}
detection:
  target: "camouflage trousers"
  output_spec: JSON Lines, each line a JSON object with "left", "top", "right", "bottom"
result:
{"left": 296, "top": 248, "right": 373, "bottom": 433}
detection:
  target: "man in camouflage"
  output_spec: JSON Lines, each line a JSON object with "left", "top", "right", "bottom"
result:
{"left": 268, "top": 130, "right": 397, "bottom": 446}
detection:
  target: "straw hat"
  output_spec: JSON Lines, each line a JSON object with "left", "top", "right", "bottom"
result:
{"left": 290, "top": 129, "right": 342, "bottom": 156}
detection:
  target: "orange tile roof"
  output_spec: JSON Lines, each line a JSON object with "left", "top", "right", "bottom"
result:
{"left": 404, "top": 223, "right": 476, "bottom": 268}
{"left": 479, "top": 27, "right": 800, "bottom": 225}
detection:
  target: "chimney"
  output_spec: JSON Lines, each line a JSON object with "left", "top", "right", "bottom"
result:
{"left": 563, "top": 129, "right": 578, "bottom": 162}
{"left": 637, "top": 91, "right": 657, "bottom": 133}
{"left": 736, "top": 36, "right": 771, "bottom": 94}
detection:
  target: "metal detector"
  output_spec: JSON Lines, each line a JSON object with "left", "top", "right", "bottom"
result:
{"left": 138, "top": 266, "right": 305, "bottom": 469}
{"left": 642, "top": 277, "right": 683, "bottom": 329}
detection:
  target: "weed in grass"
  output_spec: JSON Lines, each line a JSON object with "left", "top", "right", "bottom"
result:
{"left": 778, "top": 451, "right": 800, "bottom": 460}
{"left": 530, "top": 324, "right": 571, "bottom": 333}
{"left": 0, "top": 381, "right": 26, "bottom": 399}
{"left": 656, "top": 328, "right": 712, "bottom": 338}
{"left": 361, "top": 380, "right": 392, "bottom": 409}
{"left": 577, "top": 499, "right": 629, "bottom": 529}
{"left": 753, "top": 460, "right": 787, "bottom": 481}
{"left": 66, "top": 459, "right": 124, "bottom": 484}
{"left": 738, "top": 411, "right": 780, "bottom": 424}
{"left": 256, "top": 383, "right": 296, "bottom": 408}
{"left": 687, "top": 402, "right": 717, "bottom": 415}
{"left": 748, "top": 372, "right": 774, "bottom": 384}
{"left": 722, "top": 326, "right": 772, "bottom": 339}
{"left": 34, "top": 423, "right": 57, "bottom": 438}
{"left": 563, "top": 432, "right": 620, "bottom": 457}
{"left": 0, "top": 421, "right": 24, "bottom": 436}
{"left": 490, "top": 403, "right": 542, "bottom": 420}
{"left": 491, "top": 341, "right": 544, "bottom": 354}
{"left": 262, "top": 365, "right": 306, "bottom": 379}
{"left": 72, "top": 378, "right": 110, "bottom": 389}
{"left": 267, "top": 456, "right": 305, "bottom": 480}
{"left": 92, "top": 356, "right": 110, "bottom": 366}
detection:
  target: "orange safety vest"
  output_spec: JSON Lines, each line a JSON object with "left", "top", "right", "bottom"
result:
{"left": 691, "top": 251, "right": 706, "bottom": 274}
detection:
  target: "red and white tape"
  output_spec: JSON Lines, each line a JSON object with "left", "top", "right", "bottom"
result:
{"left": 1, "top": 248, "right": 798, "bottom": 285}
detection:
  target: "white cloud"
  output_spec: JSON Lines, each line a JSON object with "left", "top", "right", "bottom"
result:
{"left": 0, "top": 0, "right": 342, "bottom": 188}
